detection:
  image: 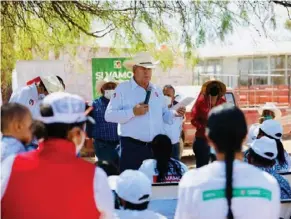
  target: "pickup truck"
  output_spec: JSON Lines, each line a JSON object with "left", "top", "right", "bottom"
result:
{"left": 175, "top": 85, "right": 291, "bottom": 158}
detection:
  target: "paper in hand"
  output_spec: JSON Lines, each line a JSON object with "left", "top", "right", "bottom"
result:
{"left": 172, "top": 97, "right": 195, "bottom": 110}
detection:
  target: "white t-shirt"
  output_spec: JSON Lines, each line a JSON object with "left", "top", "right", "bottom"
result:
{"left": 175, "top": 160, "right": 280, "bottom": 219}
{"left": 139, "top": 159, "right": 188, "bottom": 183}
{"left": 115, "top": 209, "right": 166, "bottom": 219}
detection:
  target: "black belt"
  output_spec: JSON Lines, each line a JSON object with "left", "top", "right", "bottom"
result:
{"left": 94, "top": 139, "right": 119, "bottom": 145}
{"left": 122, "top": 137, "right": 151, "bottom": 146}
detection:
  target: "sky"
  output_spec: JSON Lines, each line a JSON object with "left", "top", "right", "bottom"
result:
{"left": 93, "top": 3, "right": 291, "bottom": 50}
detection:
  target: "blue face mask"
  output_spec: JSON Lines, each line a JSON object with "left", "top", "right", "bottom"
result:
{"left": 264, "top": 116, "right": 273, "bottom": 120}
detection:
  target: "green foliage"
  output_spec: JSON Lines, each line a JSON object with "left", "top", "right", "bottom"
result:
{"left": 1, "top": 0, "right": 288, "bottom": 90}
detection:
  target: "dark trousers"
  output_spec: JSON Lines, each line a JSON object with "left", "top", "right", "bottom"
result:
{"left": 120, "top": 137, "right": 152, "bottom": 172}
{"left": 193, "top": 137, "right": 210, "bottom": 168}
{"left": 172, "top": 143, "right": 180, "bottom": 160}
{"left": 94, "top": 139, "right": 119, "bottom": 167}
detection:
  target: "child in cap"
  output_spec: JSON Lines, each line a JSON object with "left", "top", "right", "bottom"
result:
{"left": 247, "top": 137, "right": 291, "bottom": 199}
{"left": 175, "top": 104, "right": 280, "bottom": 219}
{"left": 1, "top": 92, "right": 114, "bottom": 219}
{"left": 1, "top": 103, "right": 33, "bottom": 161}
{"left": 244, "top": 120, "right": 291, "bottom": 172}
{"left": 109, "top": 170, "right": 166, "bottom": 219}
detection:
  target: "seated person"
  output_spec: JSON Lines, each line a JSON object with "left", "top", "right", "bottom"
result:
{"left": 247, "top": 136, "right": 291, "bottom": 200}
{"left": 139, "top": 134, "right": 188, "bottom": 183}
{"left": 244, "top": 120, "right": 291, "bottom": 172}
{"left": 1, "top": 103, "right": 33, "bottom": 161}
{"left": 96, "top": 160, "right": 120, "bottom": 209}
{"left": 109, "top": 170, "right": 166, "bottom": 219}
{"left": 97, "top": 160, "right": 119, "bottom": 176}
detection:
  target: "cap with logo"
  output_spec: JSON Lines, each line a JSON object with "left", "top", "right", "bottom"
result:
{"left": 38, "top": 92, "right": 95, "bottom": 124}
{"left": 108, "top": 170, "right": 151, "bottom": 204}
{"left": 260, "top": 120, "right": 283, "bottom": 140}
{"left": 251, "top": 136, "right": 278, "bottom": 160}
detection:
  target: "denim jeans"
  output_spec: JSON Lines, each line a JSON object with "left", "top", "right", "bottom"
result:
{"left": 192, "top": 137, "right": 210, "bottom": 168}
{"left": 172, "top": 143, "right": 180, "bottom": 160}
{"left": 94, "top": 139, "right": 119, "bottom": 167}
{"left": 119, "top": 137, "right": 152, "bottom": 172}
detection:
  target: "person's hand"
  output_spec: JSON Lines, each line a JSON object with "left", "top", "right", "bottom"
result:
{"left": 133, "top": 104, "right": 149, "bottom": 116}
{"left": 175, "top": 106, "right": 186, "bottom": 117}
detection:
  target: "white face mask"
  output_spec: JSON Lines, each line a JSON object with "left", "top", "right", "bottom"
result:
{"left": 38, "top": 94, "right": 46, "bottom": 100}
{"left": 75, "top": 131, "right": 86, "bottom": 155}
{"left": 164, "top": 96, "right": 172, "bottom": 106}
{"left": 104, "top": 90, "right": 115, "bottom": 99}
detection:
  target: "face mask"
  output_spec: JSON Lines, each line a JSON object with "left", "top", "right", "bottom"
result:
{"left": 38, "top": 94, "right": 46, "bottom": 100}
{"left": 104, "top": 90, "right": 115, "bottom": 99}
{"left": 264, "top": 115, "right": 273, "bottom": 121}
{"left": 75, "top": 131, "right": 86, "bottom": 155}
{"left": 209, "top": 86, "right": 219, "bottom": 96}
{"left": 164, "top": 96, "right": 172, "bottom": 106}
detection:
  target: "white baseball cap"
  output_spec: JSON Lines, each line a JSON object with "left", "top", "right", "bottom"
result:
{"left": 38, "top": 92, "right": 95, "bottom": 124}
{"left": 108, "top": 170, "right": 151, "bottom": 204}
{"left": 251, "top": 136, "right": 278, "bottom": 160}
{"left": 246, "top": 124, "right": 260, "bottom": 146}
{"left": 260, "top": 120, "right": 283, "bottom": 140}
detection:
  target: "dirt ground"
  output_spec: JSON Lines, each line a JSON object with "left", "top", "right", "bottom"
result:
{"left": 83, "top": 138, "right": 291, "bottom": 170}
{"left": 182, "top": 138, "right": 291, "bottom": 169}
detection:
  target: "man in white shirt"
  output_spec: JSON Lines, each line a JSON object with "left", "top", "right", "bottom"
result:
{"left": 109, "top": 170, "right": 166, "bottom": 219}
{"left": 9, "top": 76, "right": 64, "bottom": 119}
{"left": 163, "top": 85, "right": 183, "bottom": 160}
{"left": 105, "top": 52, "right": 185, "bottom": 172}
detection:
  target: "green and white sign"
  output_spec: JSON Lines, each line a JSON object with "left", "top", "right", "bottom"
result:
{"left": 92, "top": 58, "right": 133, "bottom": 99}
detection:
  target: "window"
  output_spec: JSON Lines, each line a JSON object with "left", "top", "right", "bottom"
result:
{"left": 271, "top": 55, "right": 285, "bottom": 70}
{"left": 288, "top": 55, "right": 291, "bottom": 69}
{"left": 271, "top": 55, "right": 286, "bottom": 85}
{"left": 253, "top": 57, "right": 268, "bottom": 73}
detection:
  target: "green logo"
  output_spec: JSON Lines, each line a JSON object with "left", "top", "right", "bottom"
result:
{"left": 203, "top": 187, "right": 272, "bottom": 201}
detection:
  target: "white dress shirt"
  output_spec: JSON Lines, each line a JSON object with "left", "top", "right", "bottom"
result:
{"left": 1, "top": 155, "right": 114, "bottom": 219}
{"left": 164, "top": 112, "right": 183, "bottom": 144}
{"left": 105, "top": 78, "right": 175, "bottom": 142}
{"left": 9, "top": 84, "right": 40, "bottom": 118}
{"left": 175, "top": 160, "right": 280, "bottom": 219}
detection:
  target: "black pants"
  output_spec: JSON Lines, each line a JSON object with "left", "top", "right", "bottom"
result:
{"left": 193, "top": 137, "right": 210, "bottom": 168}
{"left": 119, "top": 137, "right": 152, "bottom": 172}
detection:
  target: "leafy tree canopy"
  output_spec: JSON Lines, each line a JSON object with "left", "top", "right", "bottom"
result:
{"left": 1, "top": 0, "right": 290, "bottom": 100}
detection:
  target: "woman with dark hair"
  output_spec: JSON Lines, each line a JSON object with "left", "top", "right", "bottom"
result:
{"left": 175, "top": 104, "right": 280, "bottom": 219}
{"left": 139, "top": 134, "right": 188, "bottom": 183}
{"left": 247, "top": 137, "right": 291, "bottom": 200}
{"left": 244, "top": 119, "right": 291, "bottom": 172}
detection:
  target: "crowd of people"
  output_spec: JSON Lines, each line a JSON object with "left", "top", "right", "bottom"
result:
{"left": 1, "top": 52, "right": 291, "bottom": 219}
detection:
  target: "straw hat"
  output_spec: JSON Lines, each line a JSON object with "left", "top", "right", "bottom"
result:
{"left": 258, "top": 102, "right": 282, "bottom": 119}
{"left": 96, "top": 76, "right": 118, "bottom": 94}
{"left": 201, "top": 79, "right": 226, "bottom": 96}
{"left": 123, "top": 52, "right": 159, "bottom": 70}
